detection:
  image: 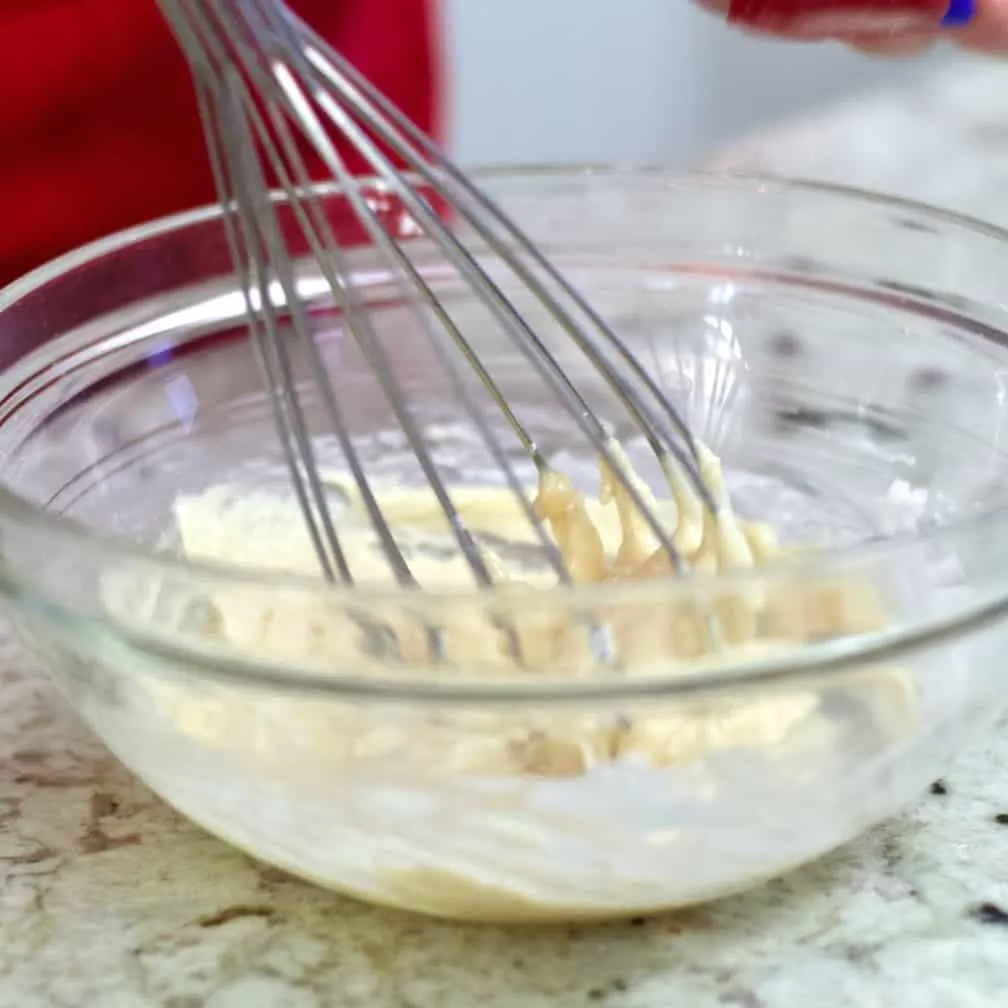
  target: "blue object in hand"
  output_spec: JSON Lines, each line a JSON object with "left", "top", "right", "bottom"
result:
{"left": 942, "top": 0, "right": 976, "bottom": 26}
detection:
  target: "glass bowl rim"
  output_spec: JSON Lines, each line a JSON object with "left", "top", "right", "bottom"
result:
{"left": 4, "top": 165, "right": 1008, "bottom": 702}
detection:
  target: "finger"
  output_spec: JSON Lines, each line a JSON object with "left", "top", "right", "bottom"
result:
{"left": 947, "top": 0, "right": 1008, "bottom": 52}
{"left": 845, "top": 29, "right": 938, "bottom": 54}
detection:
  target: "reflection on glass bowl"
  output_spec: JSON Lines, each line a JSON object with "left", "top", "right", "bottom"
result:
{"left": 2, "top": 169, "right": 1008, "bottom": 921}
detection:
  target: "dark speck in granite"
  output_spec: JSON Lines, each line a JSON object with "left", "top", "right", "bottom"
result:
{"left": 878, "top": 831, "right": 904, "bottom": 874}
{"left": 196, "top": 906, "right": 276, "bottom": 929}
{"left": 78, "top": 829, "right": 141, "bottom": 855}
{"left": 586, "top": 978, "right": 631, "bottom": 1002}
{"left": 930, "top": 779, "right": 949, "bottom": 796}
{"left": 971, "top": 903, "right": 1008, "bottom": 927}
{"left": 91, "top": 792, "right": 120, "bottom": 817}
{"left": 995, "top": 813, "right": 1008, "bottom": 826}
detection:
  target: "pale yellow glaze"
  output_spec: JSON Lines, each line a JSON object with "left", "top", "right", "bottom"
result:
{"left": 98, "top": 435, "right": 912, "bottom": 920}
{"left": 152, "top": 436, "right": 895, "bottom": 767}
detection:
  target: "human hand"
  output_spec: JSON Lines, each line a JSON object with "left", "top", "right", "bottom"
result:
{"left": 698, "top": 0, "right": 1008, "bottom": 55}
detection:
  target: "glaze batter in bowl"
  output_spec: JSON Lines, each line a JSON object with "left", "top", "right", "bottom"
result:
{"left": 2, "top": 169, "right": 1008, "bottom": 922}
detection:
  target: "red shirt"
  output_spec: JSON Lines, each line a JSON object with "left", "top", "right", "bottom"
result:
{"left": 1, "top": 0, "right": 439, "bottom": 289}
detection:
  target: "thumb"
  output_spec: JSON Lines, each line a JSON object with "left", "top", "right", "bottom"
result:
{"left": 947, "top": 0, "right": 1008, "bottom": 51}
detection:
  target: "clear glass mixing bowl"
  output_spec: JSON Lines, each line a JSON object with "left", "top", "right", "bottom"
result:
{"left": 2, "top": 168, "right": 1008, "bottom": 922}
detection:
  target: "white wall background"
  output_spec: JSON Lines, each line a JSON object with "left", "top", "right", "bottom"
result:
{"left": 444, "top": 0, "right": 946, "bottom": 167}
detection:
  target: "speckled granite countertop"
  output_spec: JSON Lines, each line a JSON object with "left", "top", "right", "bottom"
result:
{"left": 4, "top": 56, "right": 1008, "bottom": 1008}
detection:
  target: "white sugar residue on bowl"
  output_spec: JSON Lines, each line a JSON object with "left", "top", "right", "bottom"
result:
{"left": 85, "top": 660, "right": 918, "bottom": 921}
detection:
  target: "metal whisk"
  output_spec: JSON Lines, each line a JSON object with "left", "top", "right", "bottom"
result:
{"left": 156, "top": 0, "right": 716, "bottom": 623}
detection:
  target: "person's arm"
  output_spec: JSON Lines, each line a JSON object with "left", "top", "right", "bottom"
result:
{"left": 699, "top": 0, "right": 1008, "bottom": 54}
{"left": 0, "top": 0, "right": 438, "bottom": 289}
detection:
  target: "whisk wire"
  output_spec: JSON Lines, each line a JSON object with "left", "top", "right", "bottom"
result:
{"left": 279, "top": 41, "right": 693, "bottom": 572}
{"left": 298, "top": 30, "right": 714, "bottom": 506}
{"left": 222, "top": 3, "right": 503, "bottom": 590}
{"left": 238, "top": 8, "right": 583, "bottom": 607}
{"left": 168, "top": 0, "right": 683, "bottom": 580}
{"left": 209, "top": 88, "right": 357, "bottom": 583}
{"left": 157, "top": 0, "right": 725, "bottom": 661}
{"left": 193, "top": 59, "right": 352, "bottom": 584}
{"left": 187, "top": 0, "right": 428, "bottom": 588}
